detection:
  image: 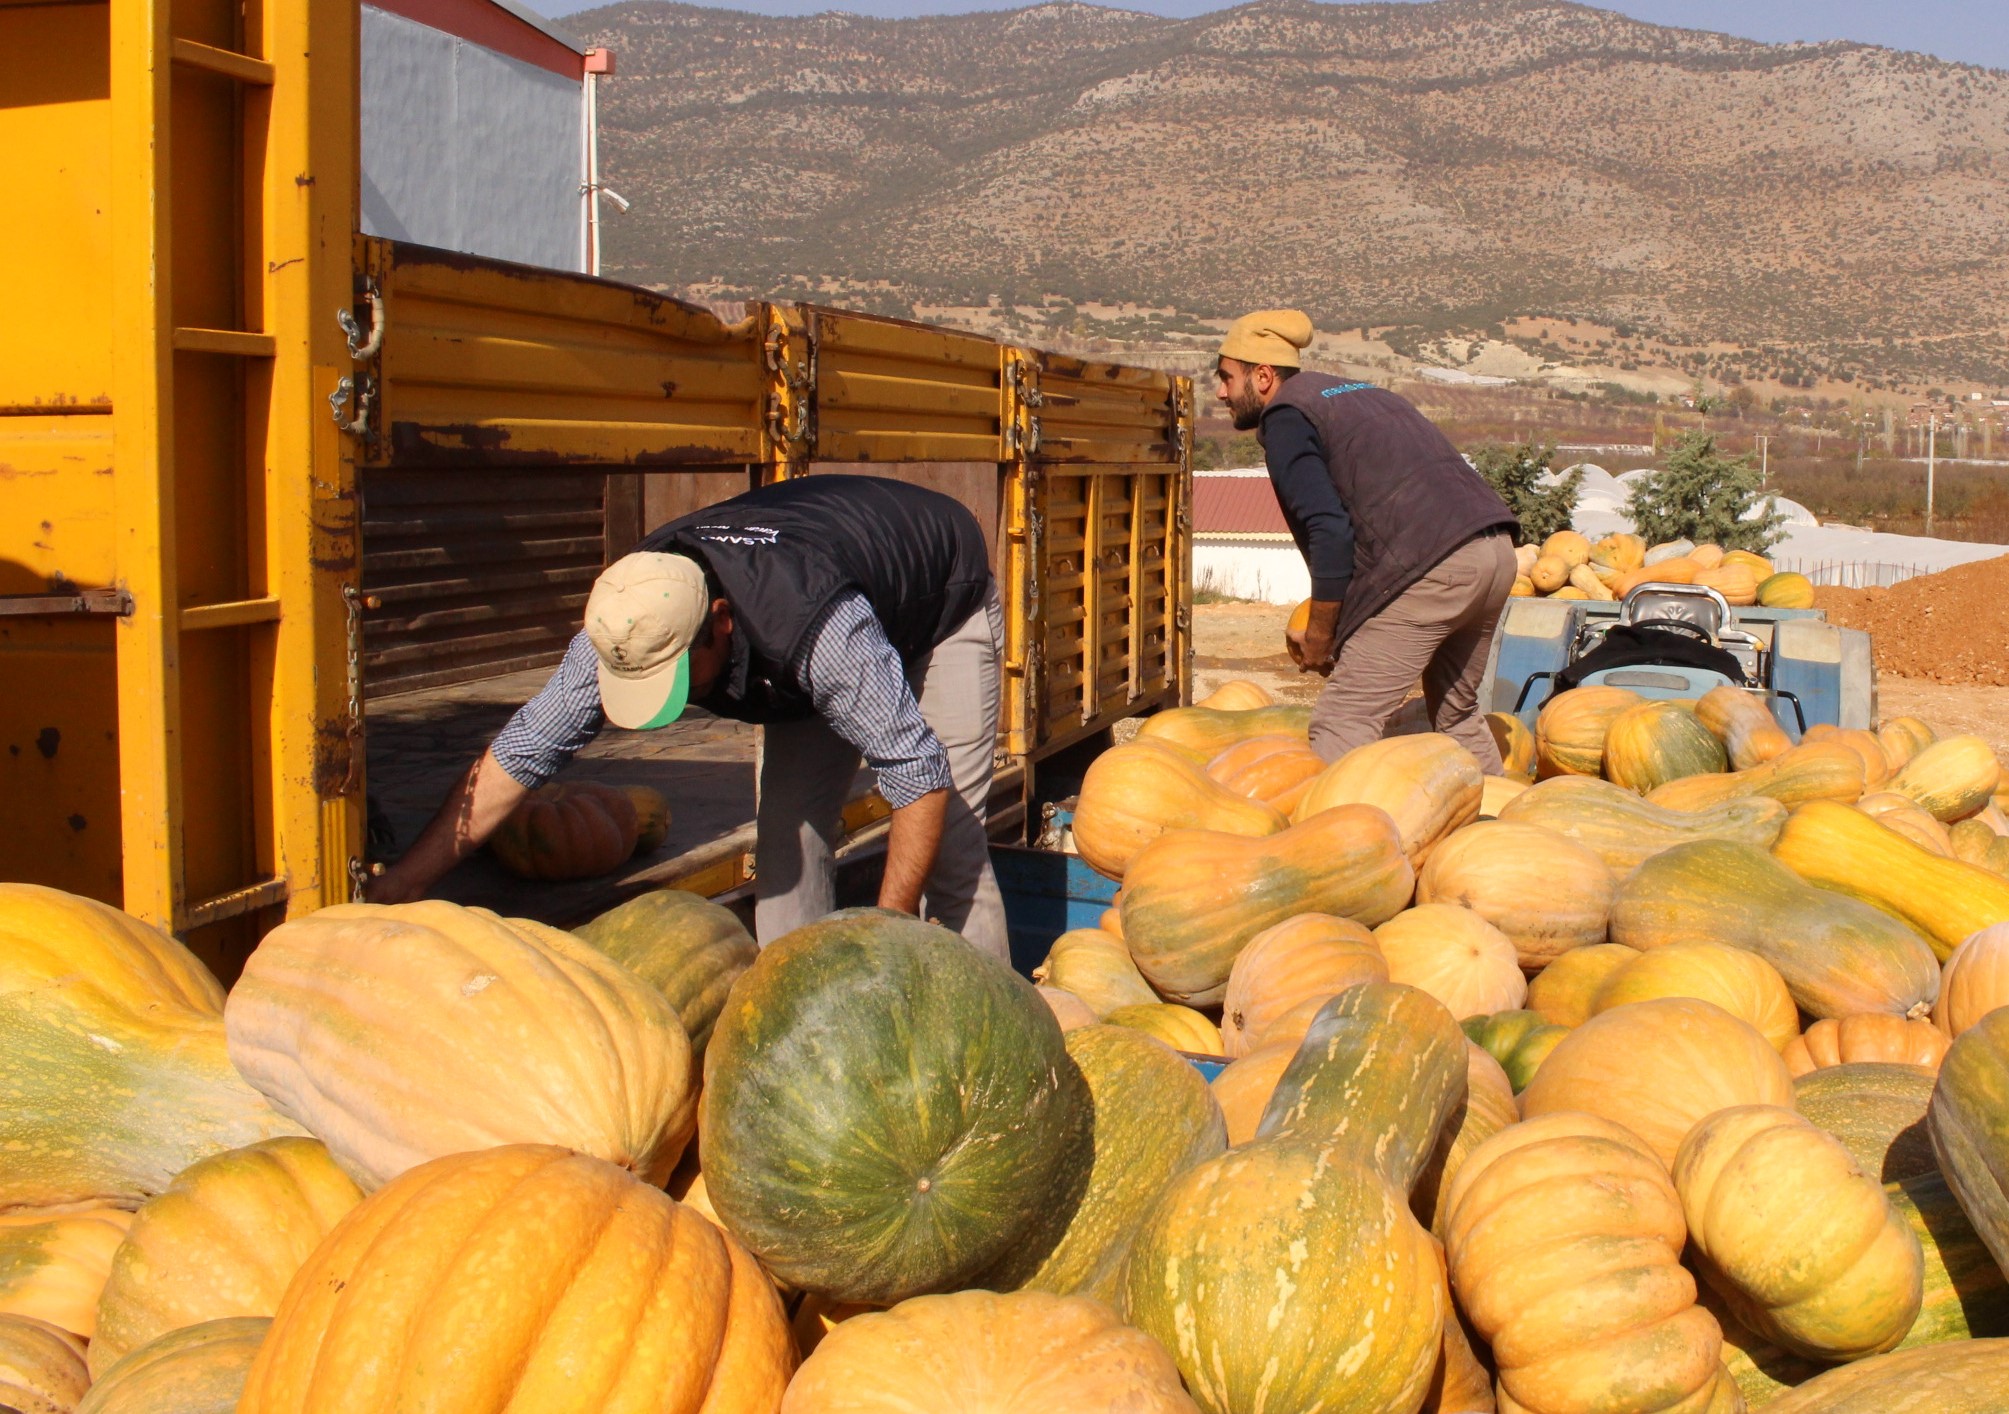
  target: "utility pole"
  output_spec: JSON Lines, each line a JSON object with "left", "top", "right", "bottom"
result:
{"left": 1927, "top": 412, "right": 1937, "bottom": 536}
{"left": 1757, "top": 434, "right": 1769, "bottom": 485}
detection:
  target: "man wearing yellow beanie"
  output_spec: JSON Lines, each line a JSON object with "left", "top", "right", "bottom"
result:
{"left": 1216, "top": 309, "right": 1519, "bottom": 770}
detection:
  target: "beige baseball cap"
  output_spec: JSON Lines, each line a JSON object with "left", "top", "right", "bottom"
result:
{"left": 585, "top": 552, "right": 711, "bottom": 729}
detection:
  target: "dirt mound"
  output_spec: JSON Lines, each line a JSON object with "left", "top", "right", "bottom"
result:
{"left": 1813, "top": 555, "right": 2009, "bottom": 687}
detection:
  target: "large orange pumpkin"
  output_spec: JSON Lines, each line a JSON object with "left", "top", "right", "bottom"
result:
{"left": 1071, "top": 739, "right": 1286, "bottom": 880}
{"left": 1535, "top": 685, "right": 1643, "bottom": 778}
{"left": 1489, "top": 712, "right": 1538, "bottom": 783}
{"left": 488, "top": 780, "right": 640, "bottom": 881}
{"left": 0, "top": 1207, "right": 132, "bottom": 1338}
{"left": 781, "top": 1289, "right": 1197, "bottom": 1413}
{"left": 1518, "top": 997, "right": 1797, "bottom": 1167}
{"left": 1527, "top": 942, "right": 1640, "bottom": 1027}
{"left": 1696, "top": 686, "right": 1792, "bottom": 770}
{"left": 238, "top": 1145, "right": 793, "bottom": 1414}
{"left": 1783, "top": 1015, "right": 1950, "bottom": 1077}
{"left": 1218, "top": 914, "right": 1386, "bottom": 1057}
{"left": 1603, "top": 700, "right": 1729, "bottom": 795}
{"left": 1119, "top": 806, "right": 1415, "bottom": 1006}
{"left": 0, "top": 1314, "right": 89, "bottom": 1414}
{"left": 1291, "top": 733, "right": 1484, "bottom": 867}
{"left": 1372, "top": 903, "right": 1527, "bottom": 1020}
{"left": 1416, "top": 820, "right": 1616, "bottom": 970}
{"left": 225, "top": 900, "right": 695, "bottom": 1190}
{"left": 1935, "top": 924, "right": 2009, "bottom": 1038}
{"left": 1444, "top": 1111, "right": 1736, "bottom": 1414}
{"left": 1209, "top": 1043, "right": 1296, "bottom": 1147}
{"left": 1591, "top": 942, "right": 1800, "bottom": 1053}
{"left": 1193, "top": 680, "right": 1275, "bottom": 712}
{"left": 1205, "top": 736, "right": 1327, "bottom": 815}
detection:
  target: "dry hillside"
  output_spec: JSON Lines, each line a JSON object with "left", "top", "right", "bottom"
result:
{"left": 573, "top": 0, "right": 2009, "bottom": 389}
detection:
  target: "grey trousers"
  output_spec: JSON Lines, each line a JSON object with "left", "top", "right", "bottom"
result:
{"left": 1308, "top": 532, "right": 1517, "bottom": 773}
{"left": 752, "top": 587, "right": 1008, "bottom": 960}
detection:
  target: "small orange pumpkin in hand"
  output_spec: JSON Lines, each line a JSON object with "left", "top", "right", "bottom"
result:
{"left": 490, "top": 781, "right": 641, "bottom": 881}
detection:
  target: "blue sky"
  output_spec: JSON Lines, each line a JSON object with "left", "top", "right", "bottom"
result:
{"left": 547, "top": 0, "right": 2005, "bottom": 72}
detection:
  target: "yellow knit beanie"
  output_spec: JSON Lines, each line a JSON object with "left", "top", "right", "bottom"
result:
{"left": 1219, "top": 309, "right": 1314, "bottom": 368}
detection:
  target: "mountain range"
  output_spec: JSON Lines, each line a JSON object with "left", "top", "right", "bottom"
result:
{"left": 571, "top": 0, "right": 2009, "bottom": 388}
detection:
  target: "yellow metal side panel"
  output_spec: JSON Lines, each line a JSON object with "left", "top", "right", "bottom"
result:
{"left": 0, "top": 419, "right": 117, "bottom": 592}
{"left": 0, "top": 3, "right": 114, "bottom": 414}
{"left": 810, "top": 309, "right": 1003, "bottom": 464}
{"left": 365, "top": 240, "right": 766, "bottom": 468}
{"left": 1031, "top": 352, "right": 1177, "bottom": 466}
{"left": 0, "top": 617, "right": 124, "bottom": 901}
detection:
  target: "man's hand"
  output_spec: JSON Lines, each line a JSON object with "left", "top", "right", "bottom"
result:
{"left": 363, "top": 749, "right": 531, "bottom": 907}
{"left": 1287, "top": 599, "right": 1342, "bottom": 676}
{"left": 878, "top": 788, "right": 948, "bottom": 916}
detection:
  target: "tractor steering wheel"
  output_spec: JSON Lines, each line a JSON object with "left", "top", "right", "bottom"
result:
{"left": 1628, "top": 617, "right": 1716, "bottom": 646}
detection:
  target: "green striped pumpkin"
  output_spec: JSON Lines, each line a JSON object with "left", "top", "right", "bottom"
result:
{"left": 1930, "top": 1006, "right": 2009, "bottom": 1280}
{"left": 573, "top": 889, "right": 757, "bottom": 1060}
{"left": 1795, "top": 1062, "right": 1938, "bottom": 1183}
{"left": 76, "top": 1317, "right": 270, "bottom": 1414}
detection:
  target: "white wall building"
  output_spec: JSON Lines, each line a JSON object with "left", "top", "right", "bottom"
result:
{"left": 1192, "top": 471, "right": 1311, "bottom": 605}
{"left": 361, "top": 0, "right": 607, "bottom": 273}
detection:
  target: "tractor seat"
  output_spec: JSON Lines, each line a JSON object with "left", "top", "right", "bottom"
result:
{"left": 1617, "top": 583, "right": 1733, "bottom": 642}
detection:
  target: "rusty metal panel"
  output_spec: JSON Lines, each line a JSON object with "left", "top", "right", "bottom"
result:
{"left": 360, "top": 238, "right": 768, "bottom": 468}
{"left": 808, "top": 309, "right": 1004, "bottom": 464}
{"left": 360, "top": 472, "right": 606, "bottom": 696}
{"left": 1030, "top": 352, "right": 1179, "bottom": 466}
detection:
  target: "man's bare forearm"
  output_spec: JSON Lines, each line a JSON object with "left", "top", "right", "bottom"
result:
{"left": 367, "top": 748, "right": 530, "bottom": 904}
{"left": 877, "top": 788, "right": 948, "bottom": 917}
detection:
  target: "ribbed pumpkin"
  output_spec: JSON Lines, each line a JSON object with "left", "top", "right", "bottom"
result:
{"left": 238, "top": 1145, "right": 792, "bottom": 1414}
{"left": 1720, "top": 549, "right": 1774, "bottom": 578}
{"left": 1118, "top": 805, "right": 1415, "bottom": 1006}
{"left": 1103, "top": 1003, "right": 1222, "bottom": 1055}
{"left": 1952, "top": 818, "right": 2009, "bottom": 876}
{"left": 1890, "top": 734, "right": 2003, "bottom": 823}
{"left": 1811, "top": 725, "right": 1894, "bottom": 789}
{"left": 1257, "top": 983, "right": 1470, "bottom": 1194}
{"left": 1209, "top": 1042, "right": 1295, "bottom": 1147}
{"left": 89, "top": 1138, "right": 360, "bottom": 1377}
{"left": 1784, "top": 1015, "right": 1950, "bottom": 1077}
{"left": 1859, "top": 791, "right": 1957, "bottom": 855}
{"left": 1773, "top": 800, "right": 2009, "bottom": 960}
{"left": 1530, "top": 553, "right": 1570, "bottom": 592}
{"left": 0, "top": 1207, "right": 131, "bottom": 1338}
{"left": 975, "top": 1026, "right": 1224, "bottom": 1306}
{"left": 1534, "top": 685, "right": 1643, "bottom": 778}
{"left": 1592, "top": 942, "right": 1799, "bottom": 1053}
{"left": 1124, "top": 1140, "right": 1444, "bottom": 1414}
{"left": 1031, "top": 928, "right": 1158, "bottom": 1018}
{"left": 1794, "top": 1063, "right": 1939, "bottom": 1182}
{"left": 573, "top": 888, "right": 758, "bottom": 1060}
{"left": 488, "top": 780, "right": 640, "bottom": 880}
{"left": 1204, "top": 734, "right": 1325, "bottom": 814}
{"left": 0, "top": 884, "right": 301, "bottom": 1211}
{"left": 1757, "top": 1338, "right": 2009, "bottom": 1414}
{"left": 1929, "top": 1006, "right": 2009, "bottom": 1280}
{"left": 703, "top": 910, "right": 1083, "bottom": 1303}
{"left": 1688, "top": 543, "right": 1725, "bottom": 569}
{"left": 1194, "top": 679, "right": 1274, "bottom": 711}
{"left": 1444, "top": 1111, "right": 1735, "bottom": 1414}
{"left": 1292, "top": 733, "right": 1484, "bottom": 867}
{"left": 1134, "top": 704, "right": 1311, "bottom": 760}
{"left": 1410, "top": 1043, "right": 1519, "bottom": 1239}
{"left": 1604, "top": 700, "right": 1729, "bottom": 794}
{"left": 1527, "top": 942, "right": 1640, "bottom": 1026}
{"left": 1479, "top": 773, "right": 1528, "bottom": 819}
{"left": 1756, "top": 571, "right": 1815, "bottom": 609}
{"left": 1878, "top": 716, "right": 1937, "bottom": 771}
{"left": 1935, "top": 923, "right": 2009, "bottom": 1038}
{"left": 1612, "top": 839, "right": 1941, "bottom": 1020}
{"left": 1675, "top": 1105, "right": 1922, "bottom": 1361}
{"left": 1489, "top": 711, "right": 1538, "bottom": 783}
{"left": 1519, "top": 997, "right": 1795, "bottom": 1167}
{"left": 781, "top": 1289, "right": 1197, "bottom": 1414}
{"left": 1500, "top": 774, "right": 1789, "bottom": 877}
{"left": 225, "top": 900, "right": 695, "bottom": 1190}
{"left": 1542, "top": 529, "right": 1591, "bottom": 567}
{"left": 1372, "top": 904, "right": 1527, "bottom": 1020}
{"left": 1613, "top": 556, "right": 1702, "bottom": 595}
{"left": 1071, "top": 739, "right": 1287, "bottom": 879}
{"left": 0, "top": 1314, "right": 89, "bottom": 1414}
{"left": 1417, "top": 820, "right": 1615, "bottom": 969}
{"left": 1696, "top": 562, "right": 1759, "bottom": 605}
{"left": 1037, "top": 986, "right": 1098, "bottom": 1031}
{"left": 1695, "top": 685, "right": 1792, "bottom": 770}
{"left": 1708, "top": 1171, "right": 2009, "bottom": 1404}
{"left": 1218, "top": 914, "right": 1385, "bottom": 1057}
{"left": 78, "top": 1317, "right": 270, "bottom": 1414}
{"left": 1646, "top": 738, "right": 1866, "bottom": 812}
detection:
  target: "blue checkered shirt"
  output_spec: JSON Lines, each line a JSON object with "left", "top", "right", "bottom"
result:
{"left": 489, "top": 591, "right": 953, "bottom": 808}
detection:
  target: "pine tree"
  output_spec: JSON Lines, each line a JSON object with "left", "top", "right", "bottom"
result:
{"left": 1623, "top": 431, "right": 1788, "bottom": 552}
{"left": 1469, "top": 441, "right": 1578, "bottom": 547}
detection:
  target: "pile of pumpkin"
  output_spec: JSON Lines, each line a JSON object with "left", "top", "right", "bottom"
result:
{"left": 7, "top": 695, "right": 2009, "bottom": 1414}
{"left": 1508, "top": 529, "right": 1815, "bottom": 610}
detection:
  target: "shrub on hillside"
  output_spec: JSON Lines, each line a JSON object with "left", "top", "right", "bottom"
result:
{"left": 1469, "top": 440, "right": 1576, "bottom": 546}
{"left": 1624, "top": 432, "right": 1788, "bottom": 551}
